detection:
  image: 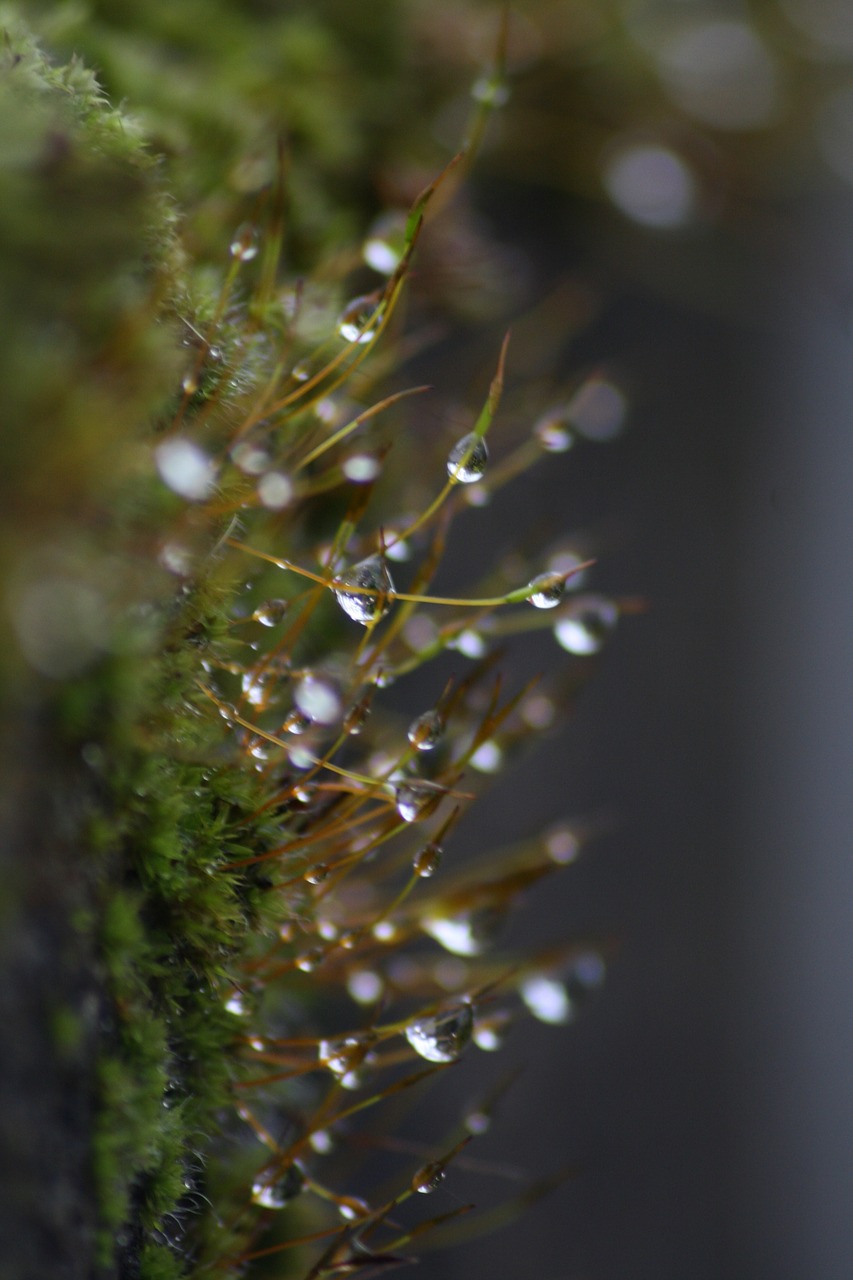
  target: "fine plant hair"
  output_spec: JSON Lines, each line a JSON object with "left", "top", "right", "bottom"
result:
{"left": 0, "top": 12, "right": 627, "bottom": 1280}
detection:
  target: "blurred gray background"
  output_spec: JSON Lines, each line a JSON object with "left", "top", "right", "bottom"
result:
{"left": 406, "top": 178, "right": 853, "bottom": 1280}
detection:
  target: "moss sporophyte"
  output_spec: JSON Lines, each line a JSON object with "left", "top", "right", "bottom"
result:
{"left": 0, "top": 13, "right": 627, "bottom": 1279}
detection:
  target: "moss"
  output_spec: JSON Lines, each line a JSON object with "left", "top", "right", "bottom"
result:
{"left": 0, "top": 9, "right": 617, "bottom": 1279}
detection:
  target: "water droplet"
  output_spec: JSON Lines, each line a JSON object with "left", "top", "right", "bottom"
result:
{"left": 225, "top": 990, "right": 249, "bottom": 1016}
{"left": 405, "top": 1001, "right": 473, "bottom": 1063}
{"left": 553, "top": 597, "right": 618, "bottom": 655}
{"left": 544, "top": 825, "right": 579, "bottom": 865}
{"left": 241, "top": 670, "right": 272, "bottom": 707}
{"left": 371, "top": 920, "right": 397, "bottom": 942}
{"left": 343, "top": 454, "right": 381, "bottom": 483}
{"left": 450, "top": 629, "right": 486, "bottom": 659}
{"left": 566, "top": 377, "right": 627, "bottom": 442}
{"left": 472, "top": 1022, "right": 503, "bottom": 1052}
{"left": 520, "top": 975, "right": 571, "bottom": 1025}
{"left": 363, "top": 211, "right": 407, "bottom": 275}
{"left": 549, "top": 549, "right": 588, "bottom": 591}
{"left": 422, "top": 907, "right": 504, "bottom": 956}
{"left": 304, "top": 863, "right": 329, "bottom": 886}
{"left": 347, "top": 969, "right": 384, "bottom": 1003}
{"left": 294, "top": 674, "right": 342, "bottom": 725}
{"left": 343, "top": 695, "right": 371, "bottom": 735}
{"left": 282, "top": 709, "right": 311, "bottom": 735}
{"left": 333, "top": 556, "right": 395, "bottom": 625}
{"left": 155, "top": 438, "right": 217, "bottom": 501}
{"left": 534, "top": 408, "right": 575, "bottom": 453}
{"left": 394, "top": 779, "right": 444, "bottom": 824}
{"left": 338, "top": 294, "right": 380, "bottom": 344}
{"left": 465, "top": 1110, "right": 491, "bottom": 1135}
{"left": 471, "top": 75, "right": 510, "bottom": 107}
{"left": 319, "top": 1035, "right": 368, "bottom": 1077}
{"left": 413, "top": 842, "right": 442, "bottom": 878}
{"left": 251, "top": 1163, "right": 305, "bottom": 1208}
{"left": 446, "top": 432, "right": 489, "bottom": 484}
{"left": 470, "top": 741, "right": 503, "bottom": 773}
{"left": 526, "top": 572, "right": 565, "bottom": 610}
{"left": 338, "top": 1195, "right": 371, "bottom": 1221}
{"left": 317, "top": 919, "right": 339, "bottom": 941}
{"left": 310, "top": 1129, "right": 334, "bottom": 1154}
{"left": 412, "top": 1161, "right": 446, "bottom": 1194}
{"left": 521, "top": 693, "right": 556, "bottom": 729}
{"left": 254, "top": 599, "right": 289, "bottom": 627}
{"left": 230, "top": 223, "right": 259, "bottom": 261}
{"left": 257, "top": 471, "right": 294, "bottom": 510}
{"left": 407, "top": 710, "right": 444, "bottom": 751}
{"left": 291, "top": 359, "right": 311, "bottom": 382}
{"left": 159, "top": 542, "right": 192, "bottom": 577}
{"left": 231, "top": 442, "right": 270, "bottom": 475}
{"left": 181, "top": 372, "right": 199, "bottom": 395}
{"left": 296, "top": 947, "right": 325, "bottom": 972}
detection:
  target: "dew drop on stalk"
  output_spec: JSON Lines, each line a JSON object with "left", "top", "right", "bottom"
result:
{"left": 343, "top": 695, "right": 371, "bottom": 735}
{"left": 422, "top": 906, "right": 505, "bottom": 956}
{"left": 241, "top": 670, "right": 272, "bottom": 708}
{"left": 526, "top": 572, "right": 566, "bottom": 609}
{"left": 470, "top": 740, "right": 503, "bottom": 773}
{"left": 450, "top": 629, "right": 486, "bottom": 659}
{"left": 446, "top": 432, "right": 489, "bottom": 484}
{"left": 412, "top": 1161, "right": 446, "bottom": 1194}
{"left": 347, "top": 970, "right": 383, "bottom": 1004}
{"left": 296, "top": 947, "right": 325, "bottom": 972}
{"left": 471, "top": 75, "right": 510, "bottom": 107}
{"left": 472, "top": 1022, "right": 503, "bottom": 1052}
{"left": 520, "top": 974, "right": 571, "bottom": 1025}
{"left": 553, "top": 596, "right": 618, "bottom": 655}
{"left": 257, "top": 471, "right": 294, "bottom": 510}
{"left": 225, "top": 990, "right": 249, "bottom": 1016}
{"left": 337, "top": 294, "right": 380, "bottom": 344}
{"left": 338, "top": 1195, "right": 371, "bottom": 1221}
{"left": 253, "top": 599, "right": 289, "bottom": 627}
{"left": 319, "top": 1035, "right": 367, "bottom": 1077}
{"left": 333, "top": 556, "right": 395, "bottom": 625}
{"left": 232, "top": 442, "right": 270, "bottom": 475}
{"left": 251, "top": 1162, "right": 305, "bottom": 1209}
{"left": 371, "top": 920, "right": 397, "bottom": 942}
{"left": 294, "top": 674, "right": 342, "bottom": 725}
{"left": 291, "top": 359, "right": 311, "bottom": 382}
{"left": 282, "top": 709, "right": 311, "bottom": 735}
{"left": 465, "top": 1110, "right": 491, "bottom": 1135}
{"left": 303, "top": 863, "right": 329, "bottom": 886}
{"left": 407, "top": 709, "right": 444, "bottom": 751}
{"left": 394, "top": 779, "right": 444, "bottom": 824}
{"left": 404, "top": 1001, "right": 474, "bottom": 1063}
{"left": 534, "top": 408, "right": 575, "bottom": 453}
{"left": 544, "top": 825, "right": 579, "bottom": 865}
{"left": 413, "top": 842, "right": 442, "bottom": 878}
{"left": 155, "top": 438, "right": 217, "bottom": 502}
{"left": 230, "top": 223, "right": 259, "bottom": 261}
{"left": 343, "top": 454, "right": 381, "bottom": 483}
{"left": 363, "top": 211, "right": 406, "bottom": 275}
{"left": 310, "top": 1130, "right": 334, "bottom": 1154}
